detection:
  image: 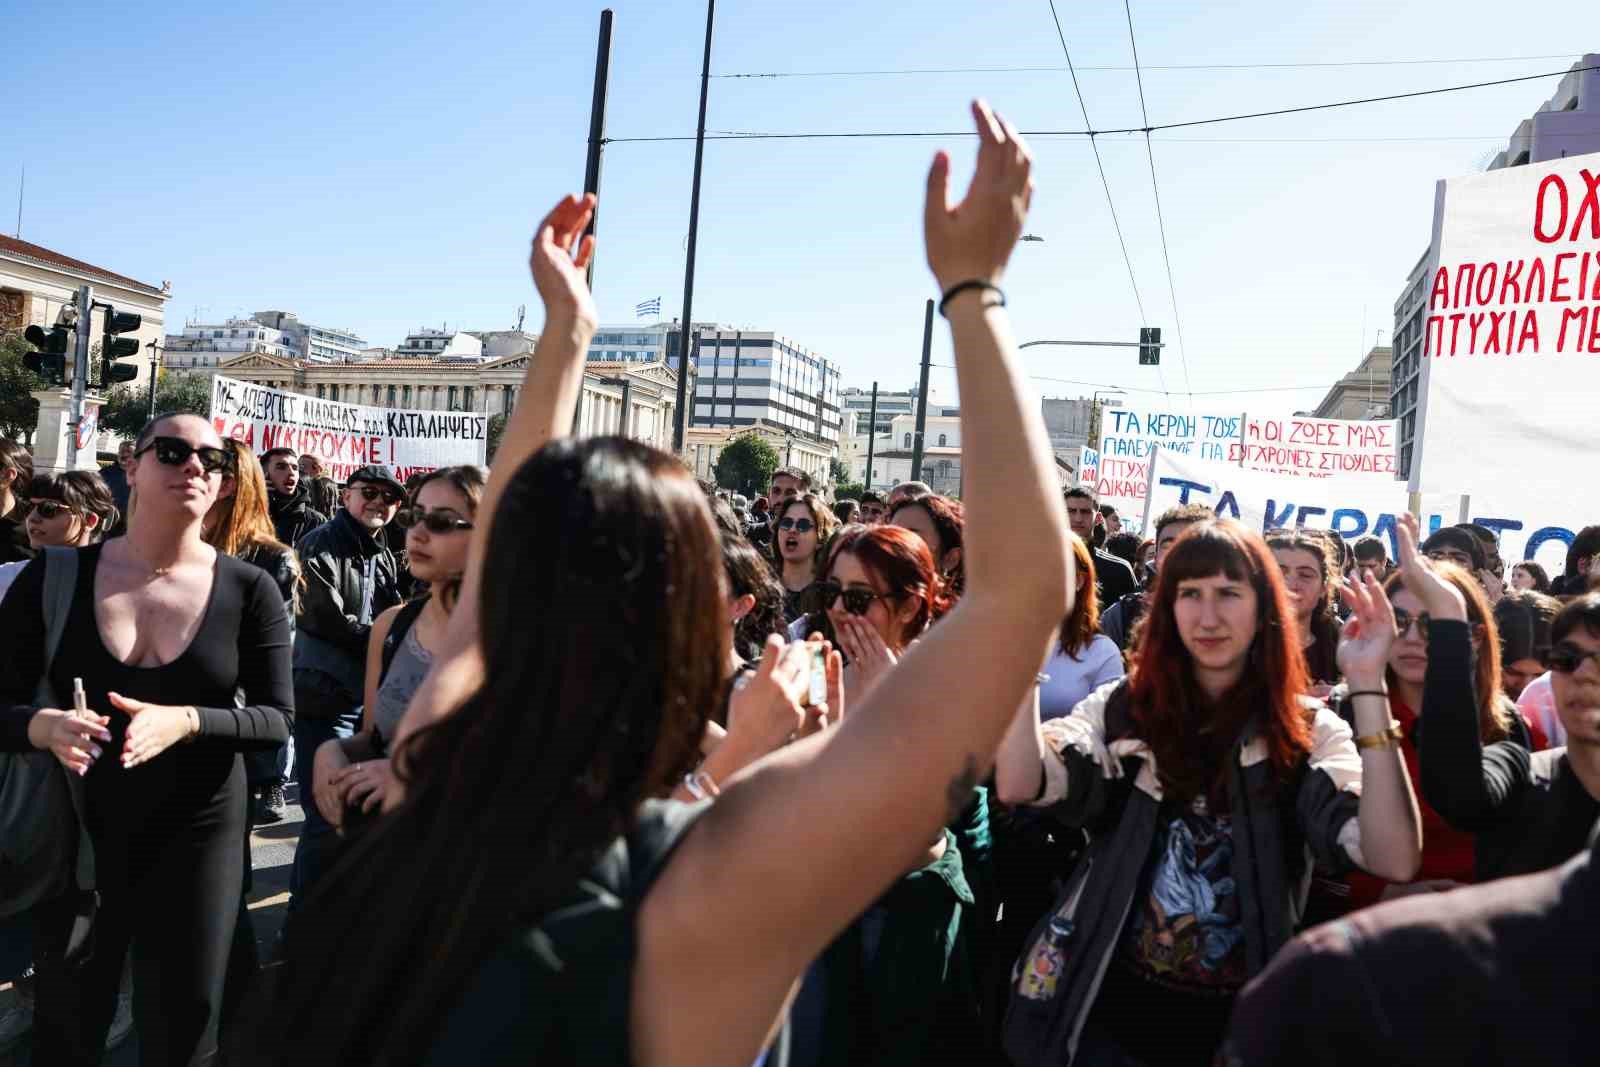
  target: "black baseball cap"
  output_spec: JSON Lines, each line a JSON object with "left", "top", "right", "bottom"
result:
{"left": 345, "top": 465, "right": 405, "bottom": 497}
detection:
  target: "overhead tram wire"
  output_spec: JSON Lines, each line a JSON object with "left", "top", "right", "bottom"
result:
{"left": 930, "top": 363, "right": 1328, "bottom": 397}
{"left": 603, "top": 63, "right": 1599, "bottom": 144}
{"left": 1123, "top": 0, "right": 1192, "bottom": 403}
{"left": 1044, "top": 0, "right": 1168, "bottom": 398}
{"left": 712, "top": 53, "right": 1583, "bottom": 78}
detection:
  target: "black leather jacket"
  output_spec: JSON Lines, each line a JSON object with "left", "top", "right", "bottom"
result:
{"left": 269, "top": 488, "right": 328, "bottom": 550}
{"left": 293, "top": 509, "right": 402, "bottom": 701}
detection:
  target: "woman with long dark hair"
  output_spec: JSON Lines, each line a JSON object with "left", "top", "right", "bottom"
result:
{"left": 890, "top": 492, "right": 966, "bottom": 597}
{"left": 1038, "top": 534, "right": 1125, "bottom": 720}
{"left": 994, "top": 520, "right": 1420, "bottom": 1066}
{"left": 0, "top": 413, "right": 292, "bottom": 1065}
{"left": 249, "top": 103, "right": 1071, "bottom": 1067}
{"left": 773, "top": 492, "right": 839, "bottom": 624}
{"left": 309, "top": 465, "right": 486, "bottom": 829}
{"left": 1266, "top": 528, "right": 1342, "bottom": 695}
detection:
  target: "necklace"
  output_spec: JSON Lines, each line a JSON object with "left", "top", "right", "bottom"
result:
{"left": 124, "top": 543, "right": 176, "bottom": 581}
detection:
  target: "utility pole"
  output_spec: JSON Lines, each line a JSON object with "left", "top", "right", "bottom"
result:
{"left": 671, "top": 0, "right": 715, "bottom": 454}
{"left": 910, "top": 299, "right": 933, "bottom": 482}
{"left": 863, "top": 381, "right": 879, "bottom": 491}
{"left": 65, "top": 284, "right": 93, "bottom": 468}
{"left": 146, "top": 339, "right": 163, "bottom": 421}
{"left": 581, "top": 9, "right": 614, "bottom": 292}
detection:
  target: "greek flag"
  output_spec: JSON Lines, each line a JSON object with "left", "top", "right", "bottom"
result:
{"left": 635, "top": 296, "right": 661, "bottom": 319}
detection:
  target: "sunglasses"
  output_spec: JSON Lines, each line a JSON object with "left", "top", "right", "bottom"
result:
{"left": 811, "top": 580, "right": 890, "bottom": 617}
{"left": 25, "top": 500, "right": 77, "bottom": 521}
{"left": 778, "top": 517, "right": 816, "bottom": 533}
{"left": 1548, "top": 643, "right": 1600, "bottom": 674}
{"left": 1392, "top": 607, "right": 1432, "bottom": 639}
{"left": 353, "top": 484, "right": 403, "bottom": 506}
{"left": 134, "top": 437, "right": 233, "bottom": 474}
{"left": 395, "top": 507, "right": 473, "bottom": 534}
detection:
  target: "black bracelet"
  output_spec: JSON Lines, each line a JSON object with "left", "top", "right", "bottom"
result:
{"left": 938, "top": 280, "right": 1005, "bottom": 317}
{"left": 1345, "top": 689, "right": 1389, "bottom": 701}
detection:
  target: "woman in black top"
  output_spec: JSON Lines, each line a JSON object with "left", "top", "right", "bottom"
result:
{"left": 1410, "top": 511, "right": 1600, "bottom": 881}
{"left": 246, "top": 110, "right": 1073, "bottom": 1067}
{"left": 1267, "top": 528, "right": 1342, "bottom": 696}
{"left": 0, "top": 413, "right": 293, "bottom": 1066}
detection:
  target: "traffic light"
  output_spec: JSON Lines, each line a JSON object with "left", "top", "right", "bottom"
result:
{"left": 1138, "top": 327, "right": 1162, "bottom": 366}
{"left": 101, "top": 306, "right": 142, "bottom": 385}
{"left": 23, "top": 323, "right": 71, "bottom": 384}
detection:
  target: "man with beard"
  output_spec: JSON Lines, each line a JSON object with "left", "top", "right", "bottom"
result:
{"left": 262, "top": 447, "right": 329, "bottom": 547}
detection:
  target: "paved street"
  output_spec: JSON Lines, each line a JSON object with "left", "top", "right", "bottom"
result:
{"left": 0, "top": 785, "right": 304, "bottom": 1066}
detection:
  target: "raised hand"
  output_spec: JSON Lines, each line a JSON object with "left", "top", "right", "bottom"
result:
{"left": 528, "top": 193, "right": 598, "bottom": 327}
{"left": 837, "top": 615, "right": 900, "bottom": 705}
{"left": 113, "top": 693, "right": 197, "bottom": 769}
{"left": 725, "top": 637, "right": 810, "bottom": 756}
{"left": 1337, "top": 571, "right": 1397, "bottom": 691}
{"left": 924, "top": 99, "right": 1034, "bottom": 292}
{"left": 797, "top": 638, "right": 846, "bottom": 739}
{"left": 1396, "top": 512, "right": 1468, "bottom": 622}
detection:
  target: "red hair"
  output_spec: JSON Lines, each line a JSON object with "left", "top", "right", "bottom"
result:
{"left": 1128, "top": 520, "right": 1312, "bottom": 803}
{"left": 823, "top": 525, "right": 951, "bottom": 642}
{"left": 1059, "top": 534, "right": 1100, "bottom": 656}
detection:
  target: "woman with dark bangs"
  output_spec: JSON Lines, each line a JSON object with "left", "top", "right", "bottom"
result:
{"left": 890, "top": 492, "right": 966, "bottom": 597}
{"left": 1266, "top": 528, "right": 1342, "bottom": 696}
{"left": 994, "top": 520, "right": 1421, "bottom": 1066}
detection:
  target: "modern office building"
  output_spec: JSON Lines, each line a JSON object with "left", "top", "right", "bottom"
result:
{"left": 1391, "top": 54, "right": 1600, "bottom": 478}
{"left": 395, "top": 328, "right": 484, "bottom": 361}
{"left": 688, "top": 326, "right": 842, "bottom": 445}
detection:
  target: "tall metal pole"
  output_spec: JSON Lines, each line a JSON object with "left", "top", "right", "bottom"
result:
{"left": 66, "top": 284, "right": 92, "bottom": 469}
{"left": 910, "top": 299, "right": 933, "bottom": 481}
{"left": 146, "top": 340, "right": 162, "bottom": 421}
{"left": 581, "top": 9, "right": 613, "bottom": 292}
{"left": 863, "top": 381, "right": 879, "bottom": 491}
{"left": 671, "top": 0, "right": 715, "bottom": 455}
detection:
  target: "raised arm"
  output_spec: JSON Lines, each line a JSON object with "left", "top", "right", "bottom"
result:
{"left": 634, "top": 101, "right": 1073, "bottom": 1067}
{"left": 390, "top": 195, "right": 597, "bottom": 759}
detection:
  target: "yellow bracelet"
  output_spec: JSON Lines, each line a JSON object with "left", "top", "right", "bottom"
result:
{"left": 1354, "top": 722, "right": 1404, "bottom": 751}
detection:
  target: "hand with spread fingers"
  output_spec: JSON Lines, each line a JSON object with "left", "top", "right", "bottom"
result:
{"left": 529, "top": 193, "right": 598, "bottom": 327}
{"left": 1396, "top": 512, "right": 1468, "bottom": 622}
{"left": 112, "top": 692, "right": 198, "bottom": 769}
{"left": 924, "top": 98, "right": 1035, "bottom": 292}
{"left": 836, "top": 615, "right": 900, "bottom": 706}
{"left": 27, "top": 708, "right": 113, "bottom": 777}
{"left": 1337, "top": 570, "right": 1398, "bottom": 692}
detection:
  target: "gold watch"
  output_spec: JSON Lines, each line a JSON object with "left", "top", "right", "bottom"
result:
{"left": 1354, "top": 721, "right": 1404, "bottom": 751}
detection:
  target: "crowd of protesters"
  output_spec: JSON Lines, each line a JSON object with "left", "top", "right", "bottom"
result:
{"left": 1, "top": 100, "right": 1598, "bottom": 1067}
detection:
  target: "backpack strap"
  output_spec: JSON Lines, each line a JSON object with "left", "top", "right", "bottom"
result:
{"left": 380, "top": 595, "right": 430, "bottom": 686}
{"left": 32, "top": 547, "right": 95, "bottom": 891}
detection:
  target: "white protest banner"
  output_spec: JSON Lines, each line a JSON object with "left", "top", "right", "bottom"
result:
{"left": 1144, "top": 448, "right": 1463, "bottom": 561}
{"left": 1412, "top": 150, "right": 1600, "bottom": 565}
{"left": 1449, "top": 490, "right": 1585, "bottom": 576}
{"left": 208, "top": 375, "right": 487, "bottom": 482}
{"left": 1094, "top": 406, "right": 1243, "bottom": 514}
{"left": 1077, "top": 446, "right": 1100, "bottom": 488}
{"left": 1230, "top": 414, "right": 1399, "bottom": 481}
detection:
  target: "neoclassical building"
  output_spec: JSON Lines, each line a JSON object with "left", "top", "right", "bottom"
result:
{"left": 200, "top": 351, "right": 681, "bottom": 452}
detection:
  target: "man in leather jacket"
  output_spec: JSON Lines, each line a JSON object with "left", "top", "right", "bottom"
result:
{"left": 287, "top": 464, "right": 404, "bottom": 911}
{"left": 262, "top": 447, "right": 328, "bottom": 548}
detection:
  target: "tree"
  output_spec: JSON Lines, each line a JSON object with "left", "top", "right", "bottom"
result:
{"left": 486, "top": 413, "right": 508, "bottom": 464}
{"left": 834, "top": 481, "right": 864, "bottom": 500}
{"left": 0, "top": 331, "right": 47, "bottom": 444}
{"left": 100, "top": 372, "right": 211, "bottom": 440}
{"left": 714, "top": 432, "right": 781, "bottom": 498}
{"left": 828, "top": 456, "right": 851, "bottom": 487}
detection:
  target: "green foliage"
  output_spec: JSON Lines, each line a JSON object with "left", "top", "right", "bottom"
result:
{"left": 828, "top": 456, "right": 850, "bottom": 485}
{"left": 833, "top": 482, "right": 864, "bottom": 500}
{"left": 0, "top": 331, "right": 47, "bottom": 443}
{"left": 100, "top": 372, "right": 211, "bottom": 440}
{"left": 714, "top": 432, "right": 781, "bottom": 498}
{"left": 486, "top": 413, "right": 508, "bottom": 464}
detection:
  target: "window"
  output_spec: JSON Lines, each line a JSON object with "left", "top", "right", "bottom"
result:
{"left": 903, "top": 433, "right": 912, "bottom": 448}
{"left": 938, "top": 433, "right": 947, "bottom": 446}
{"left": 387, "top": 385, "right": 397, "bottom": 406}
{"left": 448, "top": 385, "right": 458, "bottom": 409}
{"left": 463, "top": 386, "right": 474, "bottom": 410}
{"left": 316, "top": 384, "right": 326, "bottom": 399}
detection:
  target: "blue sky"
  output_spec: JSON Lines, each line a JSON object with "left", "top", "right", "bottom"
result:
{"left": 6, "top": 0, "right": 1597, "bottom": 411}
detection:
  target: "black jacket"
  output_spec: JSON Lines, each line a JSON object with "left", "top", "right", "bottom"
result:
{"left": 0, "top": 506, "right": 32, "bottom": 565}
{"left": 1090, "top": 548, "right": 1137, "bottom": 612}
{"left": 269, "top": 488, "right": 328, "bottom": 550}
{"left": 293, "top": 509, "right": 402, "bottom": 703}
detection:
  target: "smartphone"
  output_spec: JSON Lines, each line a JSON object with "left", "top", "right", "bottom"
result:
{"left": 808, "top": 644, "right": 828, "bottom": 707}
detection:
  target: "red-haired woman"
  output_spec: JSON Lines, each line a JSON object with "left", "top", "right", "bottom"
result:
{"left": 994, "top": 520, "right": 1420, "bottom": 1066}
{"left": 790, "top": 523, "right": 987, "bottom": 1064}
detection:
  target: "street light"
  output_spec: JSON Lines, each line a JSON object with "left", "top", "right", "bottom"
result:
{"left": 144, "top": 339, "right": 164, "bottom": 421}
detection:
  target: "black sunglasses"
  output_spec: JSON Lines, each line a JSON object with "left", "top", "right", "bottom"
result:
{"left": 778, "top": 517, "right": 815, "bottom": 533}
{"left": 25, "top": 500, "right": 76, "bottom": 520}
{"left": 1548, "top": 643, "right": 1600, "bottom": 674}
{"left": 1392, "top": 607, "right": 1432, "bottom": 639}
{"left": 134, "top": 436, "right": 233, "bottom": 474}
{"left": 395, "top": 507, "right": 473, "bottom": 534}
{"left": 353, "top": 484, "right": 403, "bottom": 506}
{"left": 810, "top": 580, "right": 890, "bottom": 617}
